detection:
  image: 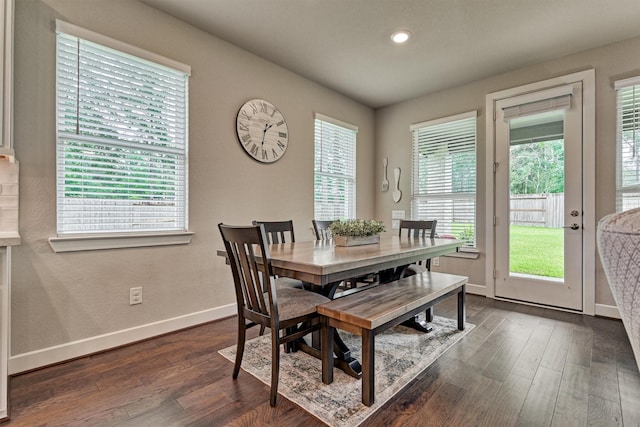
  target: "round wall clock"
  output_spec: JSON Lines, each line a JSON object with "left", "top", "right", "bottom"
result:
{"left": 235, "top": 99, "right": 289, "bottom": 163}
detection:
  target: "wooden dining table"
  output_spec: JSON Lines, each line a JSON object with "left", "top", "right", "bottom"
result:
{"left": 267, "top": 235, "right": 462, "bottom": 291}
{"left": 265, "top": 234, "right": 464, "bottom": 378}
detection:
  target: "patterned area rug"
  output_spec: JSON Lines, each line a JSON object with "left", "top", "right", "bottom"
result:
{"left": 219, "top": 316, "right": 474, "bottom": 427}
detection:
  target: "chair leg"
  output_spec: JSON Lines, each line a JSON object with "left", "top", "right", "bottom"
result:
{"left": 270, "top": 336, "right": 281, "bottom": 407}
{"left": 259, "top": 325, "right": 266, "bottom": 336}
{"left": 233, "top": 322, "right": 247, "bottom": 379}
{"left": 284, "top": 327, "right": 297, "bottom": 353}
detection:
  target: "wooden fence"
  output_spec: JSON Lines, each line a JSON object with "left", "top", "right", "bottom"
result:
{"left": 510, "top": 193, "right": 564, "bottom": 228}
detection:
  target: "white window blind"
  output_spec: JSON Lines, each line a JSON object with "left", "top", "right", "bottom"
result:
{"left": 56, "top": 26, "right": 189, "bottom": 235}
{"left": 502, "top": 94, "right": 571, "bottom": 121}
{"left": 411, "top": 111, "right": 477, "bottom": 247}
{"left": 615, "top": 77, "right": 640, "bottom": 212}
{"left": 314, "top": 114, "right": 357, "bottom": 220}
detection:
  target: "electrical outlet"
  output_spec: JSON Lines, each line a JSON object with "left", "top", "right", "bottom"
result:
{"left": 129, "top": 287, "right": 143, "bottom": 305}
{"left": 391, "top": 210, "right": 406, "bottom": 219}
{"left": 432, "top": 257, "right": 440, "bottom": 267}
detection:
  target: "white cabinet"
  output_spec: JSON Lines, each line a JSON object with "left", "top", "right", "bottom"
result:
{"left": 0, "top": 246, "right": 12, "bottom": 420}
{"left": 0, "top": 158, "right": 18, "bottom": 421}
{"left": 0, "top": 0, "right": 14, "bottom": 421}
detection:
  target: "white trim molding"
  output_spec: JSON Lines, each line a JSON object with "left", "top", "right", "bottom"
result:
{"left": 465, "top": 283, "right": 486, "bottom": 296}
{"left": 594, "top": 303, "right": 621, "bottom": 320}
{"left": 55, "top": 20, "right": 191, "bottom": 75}
{"left": 9, "top": 304, "right": 236, "bottom": 375}
{"left": 314, "top": 112, "right": 358, "bottom": 132}
{"left": 1, "top": 0, "right": 12, "bottom": 154}
{"left": 49, "top": 231, "right": 194, "bottom": 252}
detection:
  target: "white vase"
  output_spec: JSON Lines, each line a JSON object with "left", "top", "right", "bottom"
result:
{"left": 334, "top": 234, "right": 380, "bottom": 247}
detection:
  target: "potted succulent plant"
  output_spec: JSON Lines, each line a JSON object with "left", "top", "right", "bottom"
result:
{"left": 329, "top": 219, "right": 386, "bottom": 246}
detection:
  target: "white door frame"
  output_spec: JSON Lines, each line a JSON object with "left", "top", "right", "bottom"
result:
{"left": 485, "top": 69, "right": 596, "bottom": 315}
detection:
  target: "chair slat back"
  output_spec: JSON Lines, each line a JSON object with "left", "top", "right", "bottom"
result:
{"left": 312, "top": 219, "right": 335, "bottom": 240}
{"left": 398, "top": 220, "right": 438, "bottom": 270}
{"left": 252, "top": 220, "right": 295, "bottom": 244}
{"left": 219, "top": 224, "right": 276, "bottom": 321}
{"left": 398, "top": 220, "right": 437, "bottom": 239}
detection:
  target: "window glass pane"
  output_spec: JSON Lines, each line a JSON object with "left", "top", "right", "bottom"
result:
{"left": 616, "top": 83, "right": 640, "bottom": 212}
{"left": 56, "top": 31, "right": 189, "bottom": 234}
{"left": 411, "top": 112, "right": 477, "bottom": 246}
{"left": 314, "top": 118, "right": 356, "bottom": 220}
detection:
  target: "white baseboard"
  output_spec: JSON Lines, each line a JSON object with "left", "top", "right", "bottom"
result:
{"left": 461, "top": 283, "right": 620, "bottom": 320}
{"left": 9, "top": 304, "right": 237, "bottom": 375}
{"left": 465, "top": 283, "right": 485, "bottom": 296}
{"left": 594, "top": 303, "right": 621, "bottom": 319}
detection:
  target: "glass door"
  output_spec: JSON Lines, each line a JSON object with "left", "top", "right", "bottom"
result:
{"left": 494, "top": 83, "right": 583, "bottom": 311}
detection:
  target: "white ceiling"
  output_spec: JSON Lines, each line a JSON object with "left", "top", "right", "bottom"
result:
{"left": 141, "top": 0, "right": 640, "bottom": 108}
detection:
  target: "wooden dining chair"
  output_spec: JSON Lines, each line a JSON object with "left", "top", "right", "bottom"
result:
{"left": 252, "top": 220, "right": 303, "bottom": 291}
{"left": 312, "top": 219, "right": 335, "bottom": 240}
{"left": 218, "top": 223, "right": 330, "bottom": 406}
{"left": 252, "top": 220, "right": 295, "bottom": 244}
{"left": 398, "top": 219, "right": 438, "bottom": 274}
{"left": 312, "top": 219, "right": 379, "bottom": 290}
{"left": 398, "top": 219, "right": 438, "bottom": 331}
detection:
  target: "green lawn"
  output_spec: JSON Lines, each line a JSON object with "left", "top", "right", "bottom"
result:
{"left": 510, "top": 225, "right": 563, "bottom": 278}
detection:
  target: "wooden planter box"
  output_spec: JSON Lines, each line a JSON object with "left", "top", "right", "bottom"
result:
{"left": 334, "top": 234, "right": 380, "bottom": 247}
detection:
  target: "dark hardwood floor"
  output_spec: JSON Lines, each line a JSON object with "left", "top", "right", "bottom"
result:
{"left": 3, "top": 295, "right": 640, "bottom": 426}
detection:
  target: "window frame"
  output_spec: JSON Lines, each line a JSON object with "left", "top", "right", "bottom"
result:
{"left": 51, "top": 21, "right": 192, "bottom": 252}
{"left": 615, "top": 76, "right": 640, "bottom": 212}
{"left": 410, "top": 111, "right": 477, "bottom": 249}
{"left": 313, "top": 113, "right": 357, "bottom": 221}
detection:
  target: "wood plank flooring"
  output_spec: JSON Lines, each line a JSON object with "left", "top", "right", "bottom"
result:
{"left": 3, "top": 295, "right": 640, "bottom": 426}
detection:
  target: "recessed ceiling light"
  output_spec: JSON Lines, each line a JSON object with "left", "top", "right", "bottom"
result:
{"left": 391, "top": 30, "right": 411, "bottom": 44}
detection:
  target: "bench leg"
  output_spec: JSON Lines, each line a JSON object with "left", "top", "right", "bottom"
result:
{"left": 401, "top": 315, "right": 433, "bottom": 333}
{"left": 362, "top": 329, "right": 375, "bottom": 406}
{"left": 426, "top": 306, "right": 434, "bottom": 322}
{"left": 457, "top": 285, "right": 466, "bottom": 330}
{"left": 321, "top": 317, "right": 334, "bottom": 385}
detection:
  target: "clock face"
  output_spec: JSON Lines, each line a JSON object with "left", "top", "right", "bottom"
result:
{"left": 236, "top": 99, "right": 289, "bottom": 163}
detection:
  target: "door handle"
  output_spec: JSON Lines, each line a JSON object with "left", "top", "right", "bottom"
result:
{"left": 563, "top": 223, "right": 580, "bottom": 230}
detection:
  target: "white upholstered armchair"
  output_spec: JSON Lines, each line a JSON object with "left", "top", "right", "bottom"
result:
{"left": 597, "top": 207, "right": 640, "bottom": 372}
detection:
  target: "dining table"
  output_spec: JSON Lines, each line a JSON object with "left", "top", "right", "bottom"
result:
{"left": 265, "top": 234, "right": 464, "bottom": 378}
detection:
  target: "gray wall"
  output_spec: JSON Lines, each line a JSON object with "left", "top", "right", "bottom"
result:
{"left": 375, "top": 34, "right": 640, "bottom": 306}
{"left": 13, "top": 0, "right": 375, "bottom": 365}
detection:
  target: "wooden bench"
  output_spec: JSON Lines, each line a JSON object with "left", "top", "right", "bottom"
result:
{"left": 317, "top": 271, "right": 467, "bottom": 406}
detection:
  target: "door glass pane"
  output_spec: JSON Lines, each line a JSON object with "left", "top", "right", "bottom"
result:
{"left": 508, "top": 110, "right": 565, "bottom": 280}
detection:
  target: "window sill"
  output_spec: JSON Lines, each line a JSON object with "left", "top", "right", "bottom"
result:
{"left": 49, "top": 231, "right": 194, "bottom": 253}
{"left": 0, "top": 231, "right": 21, "bottom": 246}
{"left": 444, "top": 248, "right": 480, "bottom": 260}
